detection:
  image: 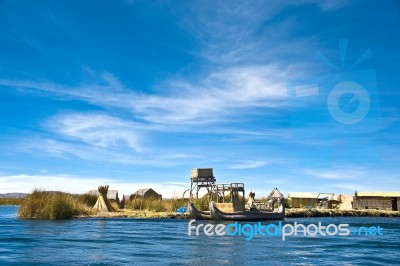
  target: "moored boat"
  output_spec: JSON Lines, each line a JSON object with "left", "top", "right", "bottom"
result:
{"left": 209, "top": 201, "right": 285, "bottom": 221}
{"left": 188, "top": 202, "right": 212, "bottom": 220}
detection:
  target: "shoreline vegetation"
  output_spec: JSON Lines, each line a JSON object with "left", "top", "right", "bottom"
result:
{"left": 18, "top": 189, "right": 96, "bottom": 219}
{"left": 0, "top": 198, "right": 24, "bottom": 205}
{"left": 5, "top": 190, "right": 399, "bottom": 220}
{"left": 16, "top": 189, "right": 194, "bottom": 219}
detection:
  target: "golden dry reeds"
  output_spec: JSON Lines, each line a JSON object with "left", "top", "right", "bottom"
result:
{"left": 18, "top": 189, "right": 95, "bottom": 219}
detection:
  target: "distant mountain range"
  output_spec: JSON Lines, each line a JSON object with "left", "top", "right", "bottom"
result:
{"left": 0, "top": 193, "right": 28, "bottom": 198}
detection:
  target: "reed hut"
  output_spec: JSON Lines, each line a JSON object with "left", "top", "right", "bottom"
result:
{"left": 287, "top": 192, "right": 319, "bottom": 208}
{"left": 93, "top": 185, "right": 115, "bottom": 212}
{"left": 265, "top": 188, "right": 284, "bottom": 211}
{"left": 268, "top": 187, "right": 284, "bottom": 200}
{"left": 130, "top": 188, "right": 162, "bottom": 201}
{"left": 89, "top": 189, "right": 120, "bottom": 203}
{"left": 353, "top": 192, "right": 400, "bottom": 211}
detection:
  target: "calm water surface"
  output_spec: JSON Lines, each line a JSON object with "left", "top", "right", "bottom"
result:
{"left": 0, "top": 206, "right": 399, "bottom": 265}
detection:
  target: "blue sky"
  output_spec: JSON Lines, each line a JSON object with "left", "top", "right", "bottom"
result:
{"left": 0, "top": 0, "right": 399, "bottom": 197}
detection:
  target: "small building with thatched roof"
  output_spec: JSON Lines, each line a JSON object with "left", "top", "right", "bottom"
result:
{"left": 89, "top": 189, "right": 120, "bottom": 203}
{"left": 130, "top": 188, "right": 162, "bottom": 201}
{"left": 93, "top": 185, "right": 115, "bottom": 212}
{"left": 267, "top": 188, "right": 284, "bottom": 200}
{"left": 288, "top": 192, "right": 319, "bottom": 208}
{"left": 353, "top": 192, "right": 400, "bottom": 211}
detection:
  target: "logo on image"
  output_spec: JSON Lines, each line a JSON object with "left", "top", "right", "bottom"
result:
{"left": 287, "top": 39, "right": 381, "bottom": 132}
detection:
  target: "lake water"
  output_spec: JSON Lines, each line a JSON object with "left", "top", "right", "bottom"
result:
{"left": 0, "top": 206, "right": 399, "bottom": 265}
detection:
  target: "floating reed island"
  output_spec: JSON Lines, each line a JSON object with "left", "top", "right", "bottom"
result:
{"left": 13, "top": 168, "right": 400, "bottom": 220}
{"left": 15, "top": 187, "right": 400, "bottom": 220}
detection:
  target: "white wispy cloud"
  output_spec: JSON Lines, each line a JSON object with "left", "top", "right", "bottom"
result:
{"left": 18, "top": 137, "right": 199, "bottom": 167}
{"left": 317, "top": 0, "right": 348, "bottom": 11}
{"left": 45, "top": 113, "right": 143, "bottom": 151}
{"left": 182, "top": 1, "right": 286, "bottom": 64}
{"left": 181, "top": 0, "right": 347, "bottom": 71}
{"left": 331, "top": 183, "right": 366, "bottom": 192}
{"left": 0, "top": 64, "right": 289, "bottom": 126}
{"left": 0, "top": 1, "right": 323, "bottom": 129}
{"left": 0, "top": 0, "right": 350, "bottom": 170}
{"left": 303, "top": 167, "right": 365, "bottom": 180}
{"left": 181, "top": 1, "right": 343, "bottom": 65}
{"left": 229, "top": 160, "right": 267, "bottom": 169}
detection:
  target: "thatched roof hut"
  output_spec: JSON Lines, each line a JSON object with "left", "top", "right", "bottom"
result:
{"left": 93, "top": 185, "right": 115, "bottom": 212}
{"left": 89, "top": 189, "right": 119, "bottom": 203}
{"left": 130, "top": 188, "right": 162, "bottom": 201}
{"left": 267, "top": 188, "right": 284, "bottom": 200}
{"left": 287, "top": 192, "right": 319, "bottom": 208}
{"left": 353, "top": 191, "right": 400, "bottom": 211}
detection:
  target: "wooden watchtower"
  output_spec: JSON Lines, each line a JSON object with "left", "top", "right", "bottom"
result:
{"left": 190, "top": 168, "right": 216, "bottom": 200}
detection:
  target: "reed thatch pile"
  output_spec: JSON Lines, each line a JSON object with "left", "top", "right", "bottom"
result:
{"left": 93, "top": 185, "right": 115, "bottom": 212}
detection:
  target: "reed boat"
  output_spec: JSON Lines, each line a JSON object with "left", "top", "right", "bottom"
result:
{"left": 188, "top": 202, "right": 212, "bottom": 220}
{"left": 209, "top": 201, "right": 285, "bottom": 221}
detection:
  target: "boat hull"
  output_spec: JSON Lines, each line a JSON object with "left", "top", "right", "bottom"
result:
{"left": 209, "top": 201, "right": 285, "bottom": 221}
{"left": 188, "top": 202, "right": 212, "bottom": 220}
